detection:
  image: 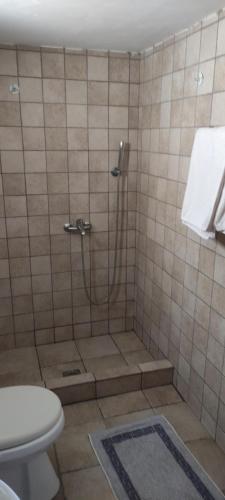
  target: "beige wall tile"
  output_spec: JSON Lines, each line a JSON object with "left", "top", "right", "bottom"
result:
{"left": 0, "top": 102, "right": 20, "bottom": 126}
{"left": 88, "top": 106, "right": 108, "bottom": 128}
{"left": 19, "top": 77, "right": 42, "bottom": 102}
{"left": 109, "top": 57, "right": 129, "bottom": 82}
{"left": 0, "top": 127, "right": 22, "bottom": 150}
{"left": 68, "top": 173, "right": 89, "bottom": 193}
{"left": 3, "top": 173, "right": 25, "bottom": 195}
{"left": 18, "top": 51, "right": 41, "bottom": 77}
{"left": 25, "top": 173, "right": 47, "bottom": 194}
{"left": 46, "top": 151, "right": 67, "bottom": 172}
{"left": 47, "top": 173, "right": 68, "bottom": 193}
{"left": 65, "top": 54, "right": 87, "bottom": 80}
{"left": 109, "top": 106, "right": 128, "bottom": 128}
{"left": 88, "top": 82, "right": 108, "bottom": 105}
{"left": 42, "top": 52, "right": 64, "bottom": 78}
{"left": 67, "top": 104, "right": 87, "bottom": 127}
{"left": 186, "top": 32, "right": 201, "bottom": 67}
{"left": 88, "top": 56, "right": 108, "bottom": 81}
{"left": 89, "top": 128, "right": 108, "bottom": 150}
{"left": 200, "top": 23, "right": 218, "bottom": 61}
{"left": 217, "top": 18, "right": 225, "bottom": 56}
{"left": 173, "top": 39, "right": 186, "bottom": 71}
{"left": 45, "top": 128, "right": 67, "bottom": 150}
{"left": 66, "top": 80, "right": 87, "bottom": 104}
{"left": 44, "top": 103, "right": 66, "bottom": 127}
{"left": 43, "top": 79, "right": 65, "bottom": 103}
{"left": 21, "top": 103, "right": 44, "bottom": 127}
{"left": 24, "top": 151, "right": 46, "bottom": 173}
{"left": 22, "top": 127, "right": 45, "bottom": 150}
{"left": 27, "top": 195, "right": 48, "bottom": 216}
{"left": 0, "top": 50, "right": 17, "bottom": 75}
{"left": 5, "top": 196, "right": 27, "bottom": 217}
{"left": 109, "top": 83, "right": 129, "bottom": 105}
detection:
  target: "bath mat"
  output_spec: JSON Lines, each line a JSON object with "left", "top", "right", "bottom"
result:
{"left": 89, "top": 415, "right": 225, "bottom": 500}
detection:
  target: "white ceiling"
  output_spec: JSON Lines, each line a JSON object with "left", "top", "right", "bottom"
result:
{"left": 0, "top": 0, "right": 225, "bottom": 52}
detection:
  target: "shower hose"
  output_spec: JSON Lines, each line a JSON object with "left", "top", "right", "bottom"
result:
{"left": 81, "top": 160, "right": 124, "bottom": 305}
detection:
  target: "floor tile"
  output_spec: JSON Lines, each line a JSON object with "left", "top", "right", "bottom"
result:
{"left": 62, "top": 466, "right": 115, "bottom": 500}
{"left": 76, "top": 335, "right": 119, "bottom": 359}
{"left": 98, "top": 390, "right": 150, "bottom": 418}
{"left": 105, "top": 408, "right": 154, "bottom": 428}
{"left": 0, "top": 346, "right": 39, "bottom": 374}
{"left": 63, "top": 400, "right": 103, "bottom": 427}
{"left": 112, "top": 331, "right": 144, "bottom": 352}
{"left": 0, "top": 369, "right": 42, "bottom": 387}
{"left": 37, "top": 341, "right": 80, "bottom": 367}
{"left": 144, "top": 385, "right": 182, "bottom": 407}
{"left": 83, "top": 353, "right": 127, "bottom": 375}
{"left": 55, "top": 421, "right": 104, "bottom": 473}
{"left": 0, "top": 347, "right": 41, "bottom": 386}
{"left": 154, "top": 402, "right": 210, "bottom": 442}
{"left": 42, "top": 361, "right": 85, "bottom": 381}
{"left": 123, "top": 349, "right": 153, "bottom": 365}
{"left": 187, "top": 438, "right": 225, "bottom": 491}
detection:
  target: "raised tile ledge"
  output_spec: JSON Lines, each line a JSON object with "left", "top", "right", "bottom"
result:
{"left": 46, "top": 372, "right": 96, "bottom": 405}
{"left": 95, "top": 365, "right": 141, "bottom": 398}
{"left": 139, "top": 360, "right": 174, "bottom": 389}
{"left": 46, "top": 359, "right": 174, "bottom": 404}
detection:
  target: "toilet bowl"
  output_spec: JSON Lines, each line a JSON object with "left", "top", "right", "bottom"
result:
{"left": 0, "top": 385, "right": 64, "bottom": 500}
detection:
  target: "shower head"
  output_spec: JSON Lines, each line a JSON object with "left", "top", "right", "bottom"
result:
{"left": 111, "top": 141, "right": 125, "bottom": 177}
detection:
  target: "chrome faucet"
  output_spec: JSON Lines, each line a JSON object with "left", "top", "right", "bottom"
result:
{"left": 76, "top": 218, "right": 86, "bottom": 236}
{"left": 64, "top": 218, "right": 92, "bottom": 236}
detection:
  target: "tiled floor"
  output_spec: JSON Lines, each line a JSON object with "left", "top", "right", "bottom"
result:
{"left": 0, "top": 331, "right": 155, "bottom": 386}
{"left": 3, "top": 334, "right": 225, "bottom": 499}
{"left": 52, "top": 385, "right": 225, "bottom": 499}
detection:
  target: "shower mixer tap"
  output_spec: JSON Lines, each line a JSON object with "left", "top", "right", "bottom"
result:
{"left": 64, "top": 218, "right": 92, "bottom": 236}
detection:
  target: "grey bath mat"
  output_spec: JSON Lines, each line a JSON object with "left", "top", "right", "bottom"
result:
{"left": 89, "top": 415, "right": 225, "bottom": 500}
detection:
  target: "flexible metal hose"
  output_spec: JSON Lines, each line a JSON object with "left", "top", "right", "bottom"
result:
{"left": 81, "top": 150, "right": 124, "bottom": 305}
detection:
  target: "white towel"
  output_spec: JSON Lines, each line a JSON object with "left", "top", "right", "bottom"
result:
{"left": 181, "top": 127, "right": 225, "bottom": 239}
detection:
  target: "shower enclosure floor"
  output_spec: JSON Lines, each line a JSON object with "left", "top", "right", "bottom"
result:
{"left": 0, "top": 331, "right": 157, "bottom": 388}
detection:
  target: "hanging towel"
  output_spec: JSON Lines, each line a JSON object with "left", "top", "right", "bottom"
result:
{"left": 181, "top": 127, "right": 225, "bottom": 239}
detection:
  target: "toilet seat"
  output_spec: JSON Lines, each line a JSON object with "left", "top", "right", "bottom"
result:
{"left": 0, "top": 386, "right": 62, "bottom": 451}
{"left": 0, "top": 385, "right": 64, "bottom": 500}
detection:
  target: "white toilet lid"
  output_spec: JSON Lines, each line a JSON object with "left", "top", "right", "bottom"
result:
{"left": 0, "top": 386, "right": 62, "bottom": 450}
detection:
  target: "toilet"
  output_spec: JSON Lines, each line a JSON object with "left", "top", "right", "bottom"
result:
{"left": 0, "top": 385, "right": 64, "bottom": 500}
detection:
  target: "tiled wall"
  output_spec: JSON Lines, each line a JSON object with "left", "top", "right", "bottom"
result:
{"left": 0, "top": 47, "right": 139, "bottom": 350}
{"left": 135, "top": 10, "right": 225, "bottom": 449}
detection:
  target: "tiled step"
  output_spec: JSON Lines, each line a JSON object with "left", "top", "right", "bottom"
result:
{"left": 46, "top": 359, "right": 174, "bottom": 405}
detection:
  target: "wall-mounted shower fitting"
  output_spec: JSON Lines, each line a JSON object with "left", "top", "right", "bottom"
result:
{"left": 64, "top": 218, "right": 92, "bottom": 236}
{"left": 111, "top": 140, "right": 125, "bottom": 176}
{"left": 9, "top": 83, "right": 20, "bottom": 94}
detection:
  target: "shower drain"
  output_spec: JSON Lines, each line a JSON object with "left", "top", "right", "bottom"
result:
{"left": 62, "top": 368, "right": 81, "bottom": 377}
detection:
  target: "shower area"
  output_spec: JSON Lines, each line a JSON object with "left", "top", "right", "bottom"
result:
{"left": 0, "top": 48, "right": 165, "bottom": 392}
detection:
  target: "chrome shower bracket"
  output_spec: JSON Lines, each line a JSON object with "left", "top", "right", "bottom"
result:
{"left": 111, "top": 166, "right": 121, "bottom": 177}
{"left": 64, "top": 218, "right": 92, "bottom": 236}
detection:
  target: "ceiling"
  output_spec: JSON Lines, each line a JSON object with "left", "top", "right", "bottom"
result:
{"left": 0, "top": 0, "right": 224, "bottom": 52}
